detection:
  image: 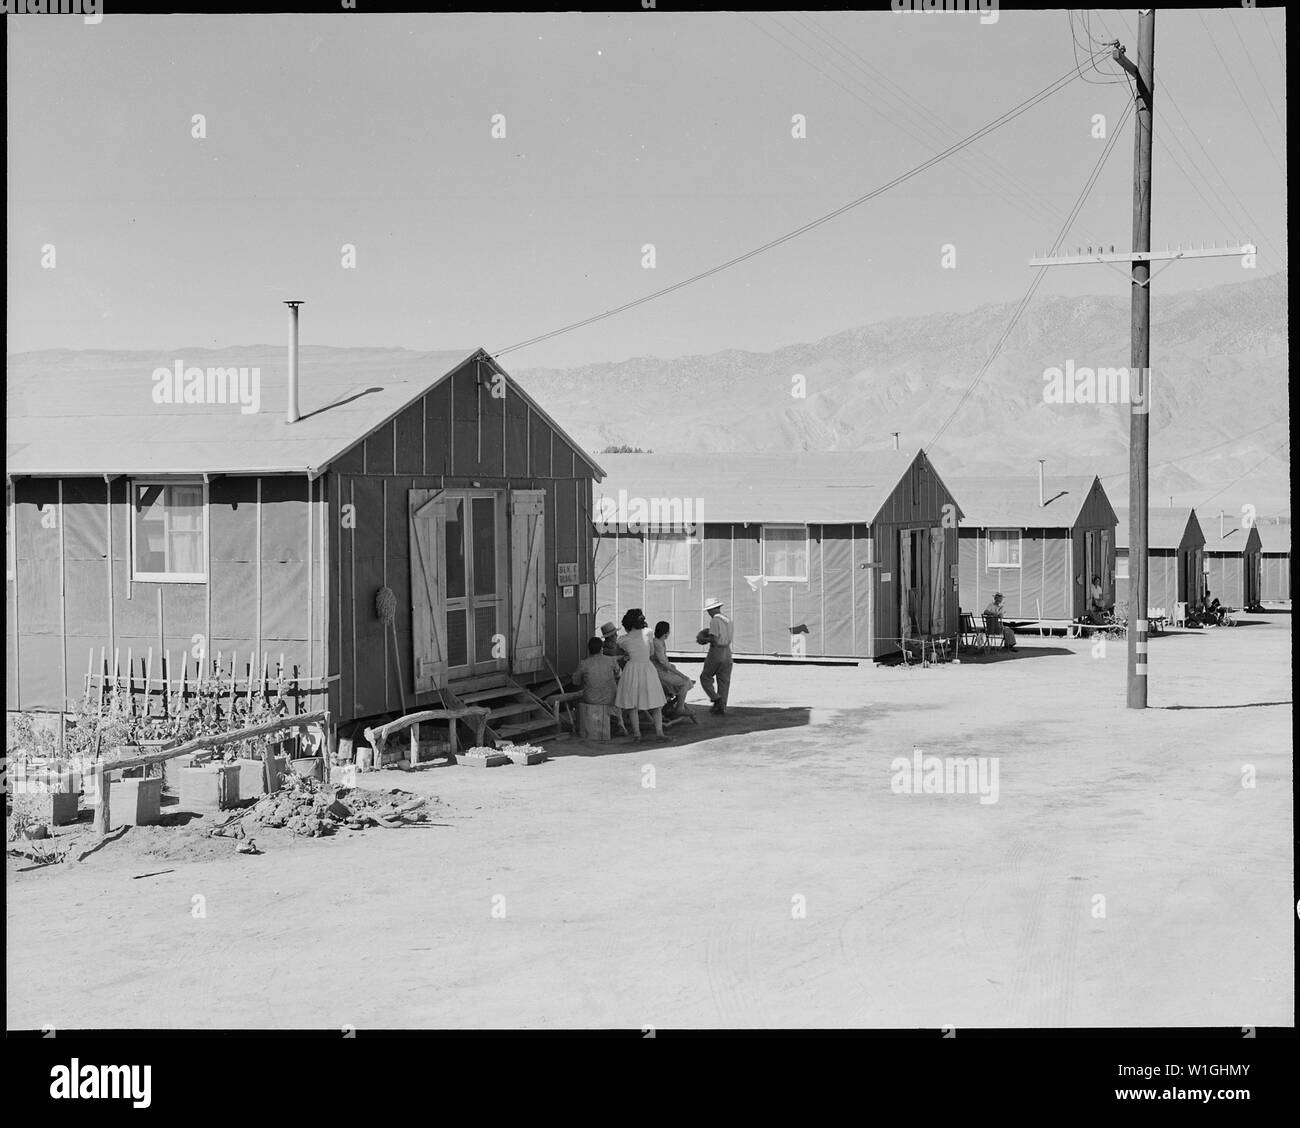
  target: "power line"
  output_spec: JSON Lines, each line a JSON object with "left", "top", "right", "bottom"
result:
{"left": 1196, "top": 440, "right": 1290, "bottom": 509}
{"left": 1068, "top": 10, "right": 1124, "bottom": 85}
{"left": 926, "top": 98, "right": 1134, "bottom": 450}
{"left": 1152, "top": 117, "right": 1245, "bottom": 239}
{"left": 773, "top": 12, "right": 1085, "bottom": 235}
{"left": 1195, "top": 10, "right": 1286, "bottom": 179}
{"left": 1098, "top": 419, "right": 1287, "bottom": 482}
{"left": 1226, "top": 14, "right": 1286, "bottom": 137}
{"left": 488, "top": 58, "right": 1096, "bottom": 359}
{"left": 1259, "top": 10, "right": 1287, "bottom": 74}
{"left": 1100, "top": 10, "right": 1267, "bottom": 241}
{"left": 749, "top": 14, "right": 1062, "bottom": 231}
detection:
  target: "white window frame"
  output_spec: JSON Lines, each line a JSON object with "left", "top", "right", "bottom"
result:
{"left": 645, "top": 528, "right": 692, "bottom": 582}
{"left": 763, "top": 523, "right": 809, "bottom": 582}
{"left": 130, "top": 479, "right": 209, "bottom": 583}
{"left": 985, "top": 528, "right": 1022, "bottom": 569}
{"left": 1115, "top": 553, "right": 1129, "bottom": 581}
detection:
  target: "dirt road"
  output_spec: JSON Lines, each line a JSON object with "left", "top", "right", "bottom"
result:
{"left": 8, "top": 614, "right": 1292, "bottom": 1029}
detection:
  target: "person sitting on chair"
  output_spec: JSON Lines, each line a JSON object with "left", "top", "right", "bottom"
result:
{"left": 1085, "top": 575, "right": 1109, "bottom": 625}
{"left": 600, "top": 620, "right": 629, "bottom": 667}
{"left": 984, "top": 593, "right": 1017, "bottom": 651}
{"left": 572, "top": 637, "right": 628, "bottom": 735}
{"left": 1205, "top": 592, "right": 1226, "bottom": 626}
{"left": 651, "top": 620, "right": 695, "bottom": 719}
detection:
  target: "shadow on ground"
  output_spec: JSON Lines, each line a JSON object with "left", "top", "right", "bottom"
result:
{"left": 547, "top": 705, "right": 814, "bottom": 758}
{"left": 938, "top": 645, "right": 1079, "bottom": 664}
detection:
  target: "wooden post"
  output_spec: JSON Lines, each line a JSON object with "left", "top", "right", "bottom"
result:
{"left": 84, "top": 647, "right": 94, "bottom": 705}
{"left": 1125, "top": 9, "right": 1154, "bottom": 710}
{"left": 125, "top": 647, "right": 133, "bottom": 714}
{"left": 263, "top": 743, "right": 279, "bottom": 795}
{"left": 144, "top": 647, "right": 153, "bottom": 720}
{"left": 92, "top": 762, "right": 110, "bottom": 835}
{"left": 410, "top": 721, "right": 419, "bottom": 768}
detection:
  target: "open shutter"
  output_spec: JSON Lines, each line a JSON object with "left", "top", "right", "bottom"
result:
{"left": 510, "top": 489, "right": 546, "bottom": 674}
{"left": 409, "top": 489, "right": 447, "bottom": 693}
{"left": 928, "top": 527, "right": 945, "bottom": 635}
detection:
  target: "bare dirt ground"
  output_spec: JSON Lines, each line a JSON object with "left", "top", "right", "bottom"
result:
{"left": 8, "top": 613, "right": 1292, "bottom": 1030}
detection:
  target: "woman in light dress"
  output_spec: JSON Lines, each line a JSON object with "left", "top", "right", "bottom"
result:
{"left": 652, "top": 620, "right": 695, "bottom": 720}
{"left": 615, "top": 608, "right": 669, "bottom": 741}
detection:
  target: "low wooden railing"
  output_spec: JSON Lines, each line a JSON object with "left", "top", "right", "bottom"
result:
{"left": 363, "top": 708, "right": 491, "bottom": 771}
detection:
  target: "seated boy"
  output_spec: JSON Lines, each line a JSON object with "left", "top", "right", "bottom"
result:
{"left": 571, "top": 637, "right": 628, "bottom": 734}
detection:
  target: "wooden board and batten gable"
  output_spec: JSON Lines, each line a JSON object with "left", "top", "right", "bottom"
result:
{"left": 6, "top": 346, "right": 603, "bottom": 729}
{"left": 593, "top": 450, "right": 963, "bottom": 661}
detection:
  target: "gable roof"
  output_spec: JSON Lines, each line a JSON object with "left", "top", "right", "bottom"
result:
{"left": 6, "top": 346, "right": 604, "bottom": 479}
{"left": 1113, "top": 507, "right": 1204, "bottom": 551}
{"left": 594, "top": 449, "right": 960, "bottom": 524}
{"left": 1256, "top": 523, "right": 1291, "bottom": 555}
{"left": 950, "top": 474, "right": 1114, "bottom": 529}
{"left": 1203, "top": 521, "right": 1263, "bottom": 555}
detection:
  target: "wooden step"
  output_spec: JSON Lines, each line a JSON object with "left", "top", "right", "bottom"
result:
{"left": 459, "top": 686, "right": 527, "bottom": 705}
{"left": 486, "top": 701, "right": 546, "bottom": 721}
{"left": 493, "top": 715, "right": 561, "bottom": 740}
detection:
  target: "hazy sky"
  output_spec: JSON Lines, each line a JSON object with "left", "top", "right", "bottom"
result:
{"left": 6, "top": 9, "right": 1287, "bottom": 368}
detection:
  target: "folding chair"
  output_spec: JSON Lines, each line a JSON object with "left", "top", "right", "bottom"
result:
{"left": 983, "top": 612, "right": 1007, "bottom": 651}
{"left": 959, "top": 612, "right": 986, "bottom": 655}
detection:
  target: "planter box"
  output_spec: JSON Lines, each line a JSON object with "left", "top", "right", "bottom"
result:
{"left": 43, "top": 791, "right": 80, "bottom": 827}
{"left": 290, "top": 757, "right": 324, "bottom": 782}
{"left": 416, "top": 738, "right": 451, "bottom": 763}
{"left": 455, "top": 752, "right": 510, "bottom": 768}
{"left": 232, "top": 755, "right": 289, "bottom": 797}
{"left": 161, "top": 753, "right": 196, "bottom": 794}
{"left": 113, "top": 777, "right": 163, "bottom": 827}
{"left": 502, "top": 747, "right": 547, "bottom": 766}
{"left": 179, "top": 764, "right": 240, "bottom": 811}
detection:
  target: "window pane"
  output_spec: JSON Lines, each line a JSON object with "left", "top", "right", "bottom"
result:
{"left": 445, "top": 499, "right": 466, "bottom": 599}
{"left": 472, "top": 497, "right": 496, "bottom": 596}
{"left": 446, "top": 608, "right": 468, "bottom": 667}
{"left": 764, "top": 526, "right": 806, "bottom": 578}
{"left": 134, "top": 485, "right": 168, "bottom": 573}
{"left": 647, "top": 532, "right": 688, "bottom": 578}
{"left": 167, "top": 486, "right": 204, "bottom": 573}
{"left": 474, "top": 603, "right": 498, "bottom": 662}
{"left": 988, "top": 530, "right": 1019, "bottom": 567}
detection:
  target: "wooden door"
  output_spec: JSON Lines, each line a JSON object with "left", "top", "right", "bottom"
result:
{"left": 510, "top": 490, "right": 546, "bottom": 674}
{"left": 409, "top": 489, "right": 448, "bottom": 694}
{"left": 442, "top": 491, "right": 508, "bottom": 678}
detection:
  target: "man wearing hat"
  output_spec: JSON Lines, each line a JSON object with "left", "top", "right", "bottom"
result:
{"left": 983, "top": 592, "right": 1017, "bottom": 651}
{"left": 699, "top": 596, "right": 734, "bottom": 715}
{"left": 600, "top": 620, "right": 628, "bottom": 667}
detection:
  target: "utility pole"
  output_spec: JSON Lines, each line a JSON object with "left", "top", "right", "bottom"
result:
{"left": 1122, "top": 9, "right": 1154, "bottom": 709}
{"left": 1029, "top": 9, "right": 1256, "bottom": 708}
